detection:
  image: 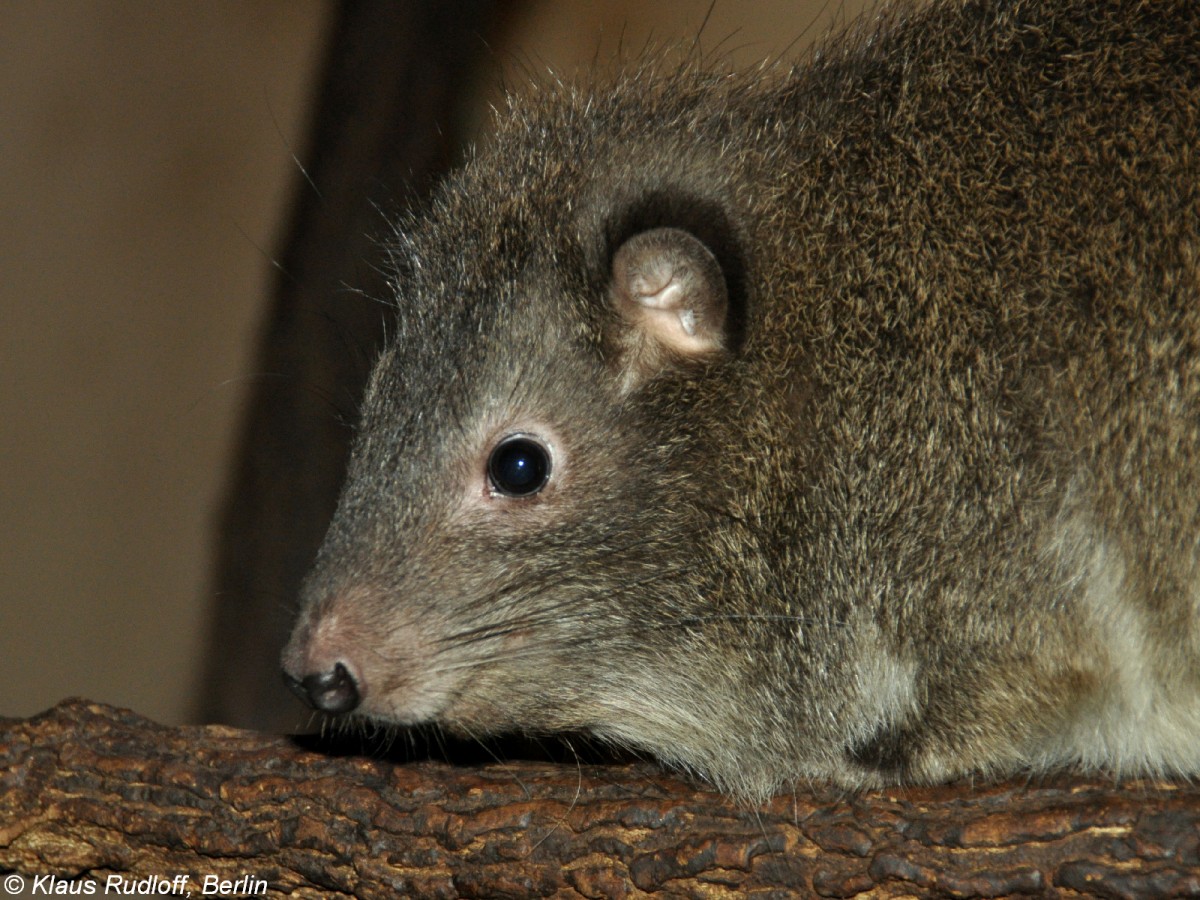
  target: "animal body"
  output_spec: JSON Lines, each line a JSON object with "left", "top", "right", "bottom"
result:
{"left": 282, "top": 0, "right": 1200, "bottom": 799}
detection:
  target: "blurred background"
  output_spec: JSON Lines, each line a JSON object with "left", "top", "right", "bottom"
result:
{"left": 1, "top": 0, "right": 866, "bottom": 729}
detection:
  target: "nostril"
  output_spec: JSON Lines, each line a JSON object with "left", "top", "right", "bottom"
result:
{"left": 282, "top": 662, "right": 361, "bottom": 714}
{"left": 306, "top": 663, "right": 361, "bottom": 714}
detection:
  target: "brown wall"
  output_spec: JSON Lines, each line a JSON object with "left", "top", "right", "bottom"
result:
{"left": 1, "top": 0, "right": 865, "bottom": 726}
{"left": 1, "top": 1, "right": 329, "bottom": 723}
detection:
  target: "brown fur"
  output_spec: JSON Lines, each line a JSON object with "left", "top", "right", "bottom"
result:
{"left": 283, "top": 0, "right": 1200, "bottom": 798}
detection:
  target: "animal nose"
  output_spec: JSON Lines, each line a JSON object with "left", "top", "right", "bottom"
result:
{"left": 282, "top": 662, "right": 361, "bottom": 714}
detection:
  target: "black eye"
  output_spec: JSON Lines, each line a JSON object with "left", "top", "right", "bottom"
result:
{"left": 487, "top": 435, "right": 551, "bottom": 497}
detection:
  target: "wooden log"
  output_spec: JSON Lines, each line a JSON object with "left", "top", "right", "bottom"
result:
{"left": 2, "top": 699, "right": 1199, "bottom": 898}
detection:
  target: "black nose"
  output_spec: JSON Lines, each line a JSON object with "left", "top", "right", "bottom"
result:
{"left": 282, "top": 662, "right": 361, "bottom": 714}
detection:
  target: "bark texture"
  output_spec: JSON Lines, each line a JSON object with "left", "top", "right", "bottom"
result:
{"left": 2, "top": 699, "right": 1199, "bottom": 899}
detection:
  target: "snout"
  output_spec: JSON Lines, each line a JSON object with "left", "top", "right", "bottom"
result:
{"left": 280, "top": 585, "right": 457, "bottom": 726}
{"left": 281, "top": 659, "right": 362, "bottom": 714}
{"left": 280, "top": 614, "right": 367, "bottom": 715}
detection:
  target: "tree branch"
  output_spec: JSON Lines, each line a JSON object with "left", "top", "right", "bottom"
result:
{"left": 2, "top": 699, "right": 1198, "bottom": 898}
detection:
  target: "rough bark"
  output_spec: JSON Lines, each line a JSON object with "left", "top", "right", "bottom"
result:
{"left": 2, "top": 700, "right": 1199, "bottom": 899}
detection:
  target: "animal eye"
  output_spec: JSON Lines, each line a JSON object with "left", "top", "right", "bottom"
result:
{"left": 487, "top": 435, "right": 551, "bottom": 497}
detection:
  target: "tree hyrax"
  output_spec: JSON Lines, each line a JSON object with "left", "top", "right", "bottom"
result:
{"left": 282, "top": 0, "right": 1200, "bottom": 798}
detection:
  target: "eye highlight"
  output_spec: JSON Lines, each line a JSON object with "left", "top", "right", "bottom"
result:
{"left": 487, "top": 435, "right": 551, "bottom": 497}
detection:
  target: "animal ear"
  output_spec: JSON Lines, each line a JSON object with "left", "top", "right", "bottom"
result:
{"left": 609, "top": 227, "right": 729, "bottom": 388}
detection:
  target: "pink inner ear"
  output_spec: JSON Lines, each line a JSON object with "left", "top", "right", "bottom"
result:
{"left": 630, "top": 268, "right": 702, "bottom": 337}
{"left": 612, "top": 227, "right": 729, "bottom": 361}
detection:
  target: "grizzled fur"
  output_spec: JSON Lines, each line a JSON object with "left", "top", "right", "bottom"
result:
{"left": 283, "top": 0, "right": 1200, "bottom": 799}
